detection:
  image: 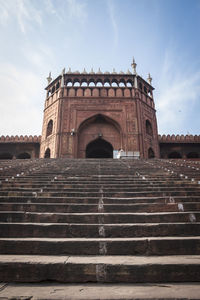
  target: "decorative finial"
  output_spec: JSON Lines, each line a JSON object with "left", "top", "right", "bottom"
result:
{"left": 91, "top": 67, "right": 94, "bottom": 74}
{"left": 147, "top": 73, "right": 152, "bottom": 85}
{"left": 47, "top": 72, "right": 52, "bottom": 84}
{"left": 97, "top": 68, "right": 102, "bottom": 74}
{"left": 67, "top": 67, "right": 72, "bottom": 73}
{"left": 61, "top": 68, "right": 65, "bottom": 88}
{"left": 112, "top": 68, "right": 116, "bottom": 74}
{"left": 83, "top": 68, "right": 87, "bottom": 74}
{"left": 131, "top": 57, "right": 137, "bottom": 74}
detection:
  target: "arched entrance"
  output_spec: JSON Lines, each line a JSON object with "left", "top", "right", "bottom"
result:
{"left": 86, "top": 138, "right": 113, "bottom": 158}
{"left": 17, "top": 152, "right": 31, "bottom": 159}
{"left": 77, "top": 114, "right": 121, "bottom": 158}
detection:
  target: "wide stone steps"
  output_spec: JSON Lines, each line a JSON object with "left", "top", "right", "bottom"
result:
{"left": 0, "top": 237, "right": 200, "bottom": 255}
{"left": 1, "top": 255, "right": 200, "bottom": 283}
{"left": 0, "top": 158, "right": 200, "bottom": 292}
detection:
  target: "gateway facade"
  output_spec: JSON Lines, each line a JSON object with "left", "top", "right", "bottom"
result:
{"left": 40, "top": 59, "right": 159, "bottom": 159}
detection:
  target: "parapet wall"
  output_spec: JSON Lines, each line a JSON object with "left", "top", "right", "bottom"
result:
{"left": 0, "top": 135, "right": 41, "bottom": 143}
{"left": 1, "top": 134, "right": 199, "bottom": 144}
{"left": 158, "top": 134, "right": 200, "bottom": 143}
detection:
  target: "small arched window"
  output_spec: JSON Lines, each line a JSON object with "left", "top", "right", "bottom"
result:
{"left": 89, "top": 81, "right": 95, "bottom": 87}
{"left": 119, "top": 82, "right": 126, "bottom": 87}
{"left": 46, "top": 120, "right": 53, "bottom": 138}
{"left": 148, "top": 148, "right": 155, "bottom": 159}
{"left": 44, "top": 148, "right": 50, "bottom": 158}
{"left": 111, "top": 81, "right": 118, "bottom": 87}
{"left": 56, "top": 82, "right": 60, "bottom": 90}
{"left": 146, "top": 120, "right": 153, "bottom": 136}
{"left": 81, "top": 81, "right": 87, "bottom": 87}
{"left": 126, "top": 81, "right": 132, "bottom": 87}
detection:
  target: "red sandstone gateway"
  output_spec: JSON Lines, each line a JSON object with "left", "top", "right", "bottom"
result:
{"left": 0, "top": 59, "right": 199, "bottom": 159}
{"left": 41, "top": 59, "right": 159, "bottom": 159}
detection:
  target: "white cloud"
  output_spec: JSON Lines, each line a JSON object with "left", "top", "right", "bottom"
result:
{"left": 0, "top": 0, "right": 42, "bottom": 33}
{"left": 66, "top": 0, "right": 87, "bottom": 23}
{"left": 0, "top": 0, "right": 87, "bottom": 34}
{"left": 107, "top": 0, "right": 118, "bottom": 46}
{"left": 156, "top": 49, "right": 200, "bottom": 134}
{"left": 0, "top": 63, "right": 44, "bottom": 135}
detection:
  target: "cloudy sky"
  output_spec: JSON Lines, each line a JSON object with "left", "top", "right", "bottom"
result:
{"left": 0, "top": 0, "right": 200, "bottom": 136}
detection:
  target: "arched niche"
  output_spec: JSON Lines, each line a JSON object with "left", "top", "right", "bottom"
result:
{"left": 77, "top": 114, "right": 122, "bottom": 158}
{"left": 46, "top": 120, "right": 53, "bottom": 138}
{"left": 17, "top": 152, "right": 31, "bottom": 159}
{"left": 146, "top": 120, "right": 153, "bottom": 136}
{"left": 44, "top": 148, "right": 51, "bottom": 158}
{"left": 148, "top": 147, "right": 155, "bottom": 158}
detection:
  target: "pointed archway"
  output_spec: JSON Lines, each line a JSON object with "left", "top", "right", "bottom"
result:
{"left": 77, "top": 114, "right": 121, "bottom": 158}
{"left": 86, "top": 138, "right": 113, "bottom": 158}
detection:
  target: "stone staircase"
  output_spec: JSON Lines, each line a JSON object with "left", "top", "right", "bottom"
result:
{"left": 0, "top": 158, "right": 200, "bottom": 298}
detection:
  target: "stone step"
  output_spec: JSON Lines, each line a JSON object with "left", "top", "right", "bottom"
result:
{"left": 0, "top": 237, "right": 199, "bottom": 255}
{"left": 0, "top": 255, "right": 200, "bottom": 283}
{"left": 0, "top": 195, "right": 199, "bottom": 204}
{"left": 0, "top": 202, "right": 199, "bottom": 213}
{"left": 1, "top": 282, "right": 200, "bottom": 300}
{"left": 0, "top": 222, "right": 199, "bottom": 238}
{"left": 0, "top": 185, "right": 200, "bottom": 195}
{"left": 3, "top": 181, "right": 197, "bottom": 188}
{"left": 0, "top": 211, "right": 199, "bottom": 223}
{"left": 1, "top": 190, "right": 200, "bottom": 197}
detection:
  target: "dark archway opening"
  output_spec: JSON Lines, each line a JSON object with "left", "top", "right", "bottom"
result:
{"left": 148, "top": 147, "right": 155, "bottom": 159}
{"left": 44, "top": 148, "right": 50, "bottom": 158}
{"left": 86, "top": 138, "right": 113, "bottom": 158}
{"left": 46, "top": 120, "right": 53, "bottom": 138}
{"left": 168, "top": 151, "right": 182, "bottom": 159}
{"left": 0, "top": 153, "right": 13, "bottom": 160}
{"left": 17, "top": 152, "right": 31, "bottom": 159}
{"left": 146, "top": 120, "right": 153, "bottom": 136}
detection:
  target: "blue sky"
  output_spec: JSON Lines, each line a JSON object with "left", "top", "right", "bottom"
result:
{"left": 0, "top": 0, "right": 200, "bottom": 136}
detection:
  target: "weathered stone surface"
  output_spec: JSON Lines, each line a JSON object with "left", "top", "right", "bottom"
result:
{"left": 0, "top": 158, "right": 200, "bottom": 292}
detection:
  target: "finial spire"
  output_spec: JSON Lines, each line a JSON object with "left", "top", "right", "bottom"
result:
{"left": 131, "top": 57, "right": 137, "bottom": 75}
{"left": 147, "top": 73, "right": 152, "bottom": 85}
{"left": 47, "top": 72, "right": 52, "bottom": 84}
{"left": 61, "top": 68, "right": 65, "bottom": 88}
